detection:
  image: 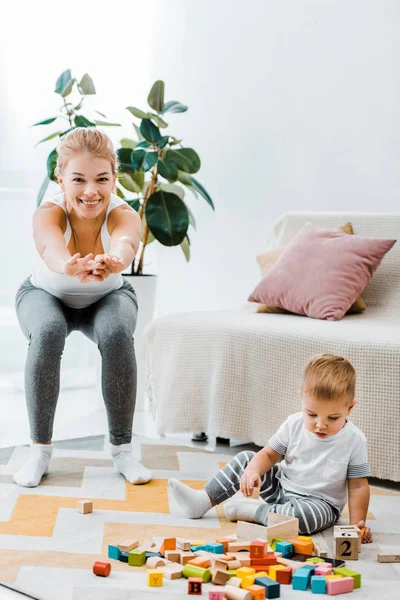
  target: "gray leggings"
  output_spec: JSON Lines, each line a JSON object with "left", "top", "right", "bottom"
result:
{"left": 204, "top": 450, "right": 340, "bottom": 535}
{"left": 15, "top": 277, "right": 138, "bottom": 445}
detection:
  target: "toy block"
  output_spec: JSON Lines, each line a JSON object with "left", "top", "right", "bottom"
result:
{"left": 118, "top": 551, "right": 129, "bottom": 563}
{"left": 147, "top": 568, "right": 163, "bottom": 587}
{"left": 334, "top": 525, "right": 361, "bottom": 551}
{"left": 77, "top": 500, "right": 92, "bottom": 514}
{"left": 229, "top": 542, "right": 252, "bottom": 552}
{"left": 208, "top": 588, "right": 226, "bottom": 600}
{"left": 213, "top": 559, "right": 228, "bottom": 571}
{"left": 312, "top": 540, "right": 328, "bottom": 559}
{"left": 311, "top": 575, "right": 327, "bottom": 594}
{"left": 275, "top": 567, "right": 292, "bottom": 584}
{"left": 227, "top": 552, "right": 251, "bottom": 566}
{"left": 251, "top": 556, "right": 277, "bottom": 566}
{"left": 287, "top": 537, "right": 313, "bottom": 555}
{"left": 145, "top": 551, "right": 164, "bottom": 558}
{"left": 242, "top": 574, "right": 256, "bottom": 588}
{"left": 188, "top": 556, "right": 211, "bottom": 568}
{"left": 192, "top": 545, "right": 209, "bottom": 552}
{"left": 247, "top": 584, "right": 266, "bottom": 599}
{"left": 275, "top": 541, "right": 293, "bottom": 558}
{"left": 146, "top": 556, "right": 166, "bottom": 569}
{"left": 326, "top": 576, "right": 354, "bottom": 595}
{"left": 335, "top": 532, "right": 359, "bottom": 560}
{"left": 161, "top": 563, "right": 183, "bottom": 579}
{"left": 212, "top": 568, "right": 230, "bottom": 585}
{"left": 92, "top": 561, "right": 111, "bottom": 577}
{"left": 108, "top": 545, "right": 121, "bottom": 560}
{"left": 237, "top": 566, "right": 256, "bottom": 579}
{"left": 251, "top": 485, "right": 261, "bottom": 500}
{"left": 333, "top": 567, "right": 361, "bottom": 589}
{"left": 177, "top": 537, "right": 191, "bottom": 551}
{"left": 180, "top": 551, "right": 195, "bottom": 565}
{"left": 159, "top": 537, "right": 176, "bottom": 555}
{"left": 207, "top": 542, "right": 224, "bottom": 554}
{"left": 326, "top": 575, "right": 342, "bottom": 581}
{"left": 227, "top": 569, "right": 239, "bottom": 578}
{"left": 268, "top": 565, "right": 287, "bottom": 581}
{"left": 128, "top": 548, "right": 146, "bottom": 566}
{"left": 190, "top": 539, "right": 207, "bottom": 546}
{"left": 117, "top": 539, "right": 139, "bottom": 552}
{"left": 182, "top": 564, "right": 212, "bottom": 583}
{"left": 216, "top": 538, "right": 234, "bottom": 554}
{"left": 164, "top": 550, "right": 181, "bottom": 563}
{"left": 292, "top": 566, "right": 313, "bottom": 591}
{"left": 254, "top": 576, "right": 280, "bottom": 598}
{"left": 269, "top": 538, "right": 283, "bottom": 551}
{"left": 315, "top": 566, "right": 332, "bottom": 576}
{"left": 251, "top": 541, "right": 265, "bottom": 559}
{"left": 289, "top": 553, "right": 345, "bottom": 568}
{"left": 224, "top": 587, "right": 253, "bottom": 600}
{"left": 253, "top": 571, "right": 268, "bottom": 578}
{"left": 277, "top": 557, "right": 308, "bottom": 572}
{"left": 377, "top": 553, "right": 400, "bottom": 563}
{"left": 228, "top": 576, "right": 244, "bottom": 587}
{"left": 306, "top": 557, "right": 322, "bottom": 564}
{"left": 188, "top": 577, "right": 203, "bottom": 595}
{"left": 218, "top": 559, "right": 241, "bottom": 570}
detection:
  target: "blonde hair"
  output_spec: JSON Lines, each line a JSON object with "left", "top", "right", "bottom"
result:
{"left": 303, "top": 354, "right": 356, "bottom": 401}
{"left": 55, "top": 127, "right": 118, "bottom": 176}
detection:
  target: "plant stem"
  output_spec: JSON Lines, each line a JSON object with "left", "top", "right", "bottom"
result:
{"left": 62, "top": 97, "right": 73, "bottom": 127}
{"left": 136, "top": 164, "right": 158, "bottom": 275}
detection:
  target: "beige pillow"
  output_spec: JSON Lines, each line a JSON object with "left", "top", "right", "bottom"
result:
{"left": 253, "top": 222, "right": 367, "bottom": 315}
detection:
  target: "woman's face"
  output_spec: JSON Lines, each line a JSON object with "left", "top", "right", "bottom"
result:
{"left": 58, "top": 152, "right": 117, "bottom": 217}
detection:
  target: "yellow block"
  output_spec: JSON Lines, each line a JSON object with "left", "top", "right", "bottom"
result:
{"left": 147, "top": 569, "right": 163, "bottom": 586}
{"left": 298, "top": 536, "right": 312, "bottom": 542}
{"left": 254, "top": 571, "right": 268, "bottom": 579}
{"left": 326, "top": 575, "right": 342, "bottom": 581}
{"left": 268, "top": 565, "right": 287, "bottom": 581}
{"left": 190, "top": 540, "right": 206, "bottom": 546}
{"left": 236, "top": 567, "right": 256, "bottom": 579}
{"left": 241, "top": 574, "right": 256, "bottom": 589}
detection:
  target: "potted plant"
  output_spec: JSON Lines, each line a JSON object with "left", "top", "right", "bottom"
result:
{"left": 31, "top": 69, "right": 120, "bottom": 206}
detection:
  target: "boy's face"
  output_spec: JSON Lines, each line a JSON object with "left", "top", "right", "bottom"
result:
{"left": 301, "top": 391, "right": 357, "bottom": 439}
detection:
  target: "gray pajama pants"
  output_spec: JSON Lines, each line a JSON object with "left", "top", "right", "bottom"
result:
{"left": 204, "top": 450, "right": 340, "bottom": 535}
{"left": 15, "top": 277, "right": 138, "bottom": 445}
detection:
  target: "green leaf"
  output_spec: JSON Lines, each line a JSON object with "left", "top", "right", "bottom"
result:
{"left": 47, "top": 149, "right": 58, "bottom": 182}
{"left": 190, "top": 176, "right": 215, "bottom": 210}
{"left": 94, "top": 110, "right": 107, "bottom": 118}
{"left": 117, "top": 148, "right": 134, "bottom": 172}
{"left": 162, "top": 100, "right": 188, "bottom": 115}
{"left": 135, "top": 140, "right": 151, "bottom": 149}
{"left": 180, "top": 235, "right": 191, "bottom": 261}
{"left": 55, "top": 70, "right": 74, "bottom": 97}
{"left": 156, "top": 135, "right": 170, "bottom": 149}
{"left": 166, "top": 148, "right": 201, "bottom": 173}
{"left": 177, "top": 171, "right": 192, "bottom": 185}
{"left": 158, "top": 183, "right": 185, "bottom": 200}
{"left": 147, "top": 80, "right": 165, "bottom": 113}
{"left": 142, "top": 151, "right": 158, "bottom": 172}
{"left": 131, "top": 149, "right": 146, "bottom": 171}
{"left": 74, "top": 115, "right": 95, "bottom": 128}
{"left": 93, "top": 120, "right": 121, "bottom": 127}
{"left": 36, "top": 174, "right": 50, "bottom": 207}
{"left": 145, "top": 191, "right": 189, "bottom": 246}
{"left": 140, "top": 119, "right": 161, "bottom": 143}
{"left": 147, "top": 112, "right": 168, "bottom": 128}
{"left": 59, "top": 126, "right": 76, "bottom": 138}
{"left": 126, "top": 106, "right": 149, "bottom": 119}
{"left": 120, "top": 138, "right": 137, "bottom": 149}
{"left": 157, "top": 158, "right": 178, "bottom": 182}
{"left": 131, "top": 172, "right": 145, "bottom": 190}
{"left": 118, "top": 173, "right": 141, "bottom": 193}
{"left": 169, "top": 136, "right": 182, "bottom": 146}
{"left": 133, "top": 123, "right": 144, "bottom": 141}
{"left": 79, "top": 73, "right": 96, "bottom": 95}
{"left": 36, "top": 131, "right": 62, "bottom": 145}
{"left": 116, "top": 186, "right": 126, "bottom": 199}
{"left": 31, "top": 117, "right": 57, "bottom": 127}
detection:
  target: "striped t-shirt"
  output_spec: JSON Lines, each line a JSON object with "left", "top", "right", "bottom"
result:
{"left": 268, "top": 412, "right": 371, "bottom": 511}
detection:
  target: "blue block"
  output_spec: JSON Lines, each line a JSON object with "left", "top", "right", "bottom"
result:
{"left": 119, "top": 551, "right": 129, "bottom": 563}
{"left": 292, "top": 567, "right": 313, "bottom": 591}
{"left": 275, "top": 541, "right": 294, "bottom": 558}
{"left": 206, "top": 542, "right": 224, "bottom": 554}
{"left": 108, "top": 545, "right": 121, "bottom": 560}
{"left": 190, "top": 545, "right": 208, "bottom": 552}
{"left": 145, "top": 551, "right": 163, "bottom": 558}
{"left": 254, "top": 576, "right": 280, "bottom": 599}
{"left": 311, "top": 575, "right": 327, "bottom": 594}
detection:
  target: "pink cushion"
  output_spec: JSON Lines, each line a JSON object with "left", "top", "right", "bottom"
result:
{"left": 248, "top": 224, "right": 396, "bottom": 321}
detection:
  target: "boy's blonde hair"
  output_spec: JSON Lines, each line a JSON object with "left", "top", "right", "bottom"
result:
{"left": 55, "top": 127, "right": 118, "bottom": 176}
{"left": 303, "top": 354, "right": 356, "bottom": 401}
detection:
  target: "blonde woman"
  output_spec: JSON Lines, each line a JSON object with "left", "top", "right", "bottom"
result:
{"left": 14, "top": 127, "right": 152, "bottom": 487}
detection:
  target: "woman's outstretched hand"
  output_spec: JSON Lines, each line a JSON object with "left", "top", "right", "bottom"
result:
{"left": 92, "top": 254, "right": 125, "bottom": 278}
{"left": 64, "top": 253, "right": 106, "bottom": 282}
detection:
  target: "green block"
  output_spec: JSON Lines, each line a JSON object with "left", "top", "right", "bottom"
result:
{"left": 182, "top": 564, "right": 211, "bottom": 583}
{"left": 270, "top": 537, "right": 284, "bottom": 551}
{"left": 227, "top": 570, "right": 237, "bottom": 578}
{"left": 333, "top": 567, "right": 361, "bottom": 589}
{"left": 306, "top": 557, "right": 323, "bottom": 564}
{"left": 128, "top": 548, "right": 146, "bottom": 566}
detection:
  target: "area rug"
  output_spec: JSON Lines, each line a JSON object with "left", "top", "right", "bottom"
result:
{"left": 0, "top": 435, "right": 400, "bottom": 599}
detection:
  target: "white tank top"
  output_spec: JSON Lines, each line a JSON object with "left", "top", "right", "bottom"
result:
{"left": 30, "top": 193, "right": 125, "bottom": 308}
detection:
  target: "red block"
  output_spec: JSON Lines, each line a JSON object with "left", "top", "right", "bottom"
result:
{"left": 251, "top": 556, "right": 277, "bottom": 566}
{"left": 93, "top": 561, "right": 111, "bottom": 577}
{"left": 188, "top": 577, "right": 203, "bottom": 595}
{"left": 276, "top": 567, "right": 292, "bottom": 584}
{"left": 250, "top": 541, "right": 265, "bottom": 559}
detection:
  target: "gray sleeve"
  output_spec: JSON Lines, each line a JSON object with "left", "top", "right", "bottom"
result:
{"left": 268, "top": 418, "right": 291, "bottom": 455}
{"left": 347, "top": 435, "right": 372, "bottom": 479}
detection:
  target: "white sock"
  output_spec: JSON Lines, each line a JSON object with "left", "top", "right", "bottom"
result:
{"left": 13, "top": 443, "right": 53, "bottom": 488}
{"left": 168, "top": 478, "right": 212, "bottom": 519}
{"left": 110, "top": 443, "right": 152, "bottom": 485}
{"left": 224, "top": 499, "right": 261, "bottom": 522}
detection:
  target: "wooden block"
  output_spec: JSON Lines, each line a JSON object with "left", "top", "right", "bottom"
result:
{"left": 177, "top": 537, "right": 191, "bottom": 551}
{"left": 268, "top": 565, "right": 287, "bottom": 581}
{"left": 227, "top": 576, "right": 243, "bottom": 587}
{"left": 161, "top": 563, "right": 183, "bottom": 580}
{"left": 77, "top": 500, "right": 92, "bottom": 514}
{"left": 92, "top": 561, "right": 111, "bottom": 577}
{"left": 212, "top": 569, "right": 230, "bottom": 585}
{"left": 247, "top": 584, "right": 266, "bottom": 599}
{"left": 236, "top": 567, "right": 256, "bottom": 579}
{"left": 312, "top": 533, "right": 330, "bottom": 559}
{"left": 277, "top": 556, "right": 307, "bottom": 571}
{"left": 212, "top": 559, "right": 228, "bottom": 571}
{"left": 146, "top": 556, "right": 166, "bottom": 569}
{"left": 116, "top": 538, "right": 139, "bottom": 553}
{"left": 159, "top": 537, "right": 176, "bottom": 555}
{"left": 250, "top": 541, "right": 265, "bottom": 559}
{"left": 251, "top": 556, "right": 277, "bottom": 566}
{"left": 128, "top": 549, "right": 146, "bottom": 566}
{"left": 165, "top": 550, "right": 181, "bottom": 563}
{"left": 326, "top": 576, "right": 354, "bottom": 595}
{"left": 226, "top": 552, "right": 251, "bottom": 567}
{"left": 224, "top": 586, "right": 253, "bottom": 600}
{"left": 228, "top": 542, "right": 251, "bottom": 552}
{"left": 334, "top": 525, "right": 361, "bottom": 551}
{"left": 237, "top": 522, "right": 269, "bottom": 543}
{"left": 333, "top": 567, "right": 361, "bottom": 589}
{"left": 147, "top": 568, "right": 163, "bottom": 587}
{"left": 276, "top": 567, "right": 292, "bottom": 584}
{"left": 180, "top": 551, "right": 195, "bottom": 565}
{"left": 287, "top": 537, "right": 313, "bottom": 555}
{"left": 107, "top": 544, "right": 121, "bottom": 560}
{"left": 237, "top": 517, "right": 298, "bottom": 544}
{"left": 216, "top": 559, "right": 241, "bottom": 570}
{"left": 207, "top": 542, "right": 224, "bottom": 554}
{"left": 188, "top": 577, "right": 203, "bottom": 595}
{"left": 188, "top": 556, "right": 211, "bottom": 568}
{"left": 241, "top": 574, "right": 256, "bottom": 589}
{"left": 216, "top": 538, "right": 234, "bottom": 554}
{"left": 335, "top": 532, "right": 359, "bottom": 561}
{"left": 208, "top": 588, "right": 226, "bottom": 600}
{"left": 182, "top": 564, "right": 212, "bottom": 583}
{"left": 377, "top": 553, "right": 400, "bottom": 563}
{"left": 251, "top": 486, "right": 260, "bottom": 500}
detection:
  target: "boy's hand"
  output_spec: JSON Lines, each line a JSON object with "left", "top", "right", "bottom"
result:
{"left": 240, "top": 470, "right": 261, "bottom": 498}
{"left": 356, "top": 520, "right": 373, "bottom": 543}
